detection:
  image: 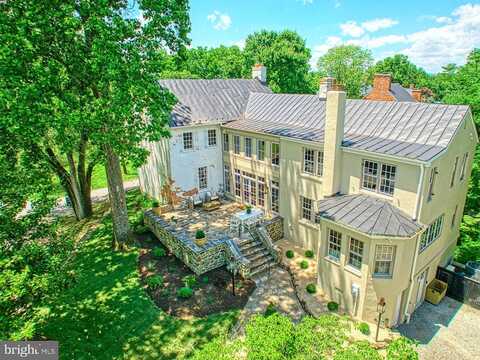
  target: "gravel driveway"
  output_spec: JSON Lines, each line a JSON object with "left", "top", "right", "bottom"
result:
{"left": 397, "top": 297, "right": 480, "bottom": 360}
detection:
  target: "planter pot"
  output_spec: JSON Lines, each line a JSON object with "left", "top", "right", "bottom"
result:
{"left": 425, "top": 279, "right": 447, "bottom": 305}
{"left": 152, "top": 207, "right": 162, "bottom": 216}
{"left": 195, "top": 237, "right": 207, "bottom": 246}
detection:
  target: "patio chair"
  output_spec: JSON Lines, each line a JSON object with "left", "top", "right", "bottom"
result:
{"left": 192, "top": 194, "right": 203, "bottom": 208}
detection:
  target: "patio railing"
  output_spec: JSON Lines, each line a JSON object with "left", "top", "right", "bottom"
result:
{"left": 248, "top": 225, "right": 281, "bottom": 263}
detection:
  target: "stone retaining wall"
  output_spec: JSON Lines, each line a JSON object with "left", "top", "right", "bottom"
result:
{"left": 264, "top": 216, "right": 284, "bottom": 242}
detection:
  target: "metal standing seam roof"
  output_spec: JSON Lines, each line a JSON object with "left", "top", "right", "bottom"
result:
{"left": 224, "top": 92, "right": 469, "bottom": 162}
{"left": 317, "top": 194, "right": 422, "bottom": 237}
{"left": 159, "top": 79, "right": 272, "bottom": 127}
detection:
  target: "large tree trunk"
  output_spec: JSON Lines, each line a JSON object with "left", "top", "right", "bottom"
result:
{"left": 104, "top": 144, "right": 130, "bottom": 249}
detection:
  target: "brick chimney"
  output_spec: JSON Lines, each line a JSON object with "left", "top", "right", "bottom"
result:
{"left": 373, "top": 74, "right": 392, "bottom": 92}
{"left": 322, "top": 86, "right": 346, "bottom": 197}
{"left": 318, "top": 77, "right": 336, "bottom": 98}
{"left": 252, "top": 64, "right": 267, "bottom": 83}
{"left": 411, "top": 88, "right": 422, "bottom": 102}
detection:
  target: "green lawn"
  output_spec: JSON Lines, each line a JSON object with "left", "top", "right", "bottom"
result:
{"left": 43, "top": 194, "right": 238, "bottom": 359}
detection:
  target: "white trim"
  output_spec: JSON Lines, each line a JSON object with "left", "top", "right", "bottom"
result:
{"left": 342, "top": 147, "right": 428, "bottom": 166}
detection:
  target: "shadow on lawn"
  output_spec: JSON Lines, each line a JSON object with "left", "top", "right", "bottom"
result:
{"left": 43, "top": 221, "right": 238, "bottom": 360}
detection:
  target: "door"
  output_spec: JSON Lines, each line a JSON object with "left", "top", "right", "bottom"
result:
{"left": 415, "top": 268, "right": 428, "bottom": 309}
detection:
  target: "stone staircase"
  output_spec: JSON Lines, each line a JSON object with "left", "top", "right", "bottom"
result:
{"left": 236, "top": 230, "right": 277, "bottom": 278}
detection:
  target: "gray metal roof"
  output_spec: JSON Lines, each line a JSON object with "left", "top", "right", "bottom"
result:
{"left": 365, "top": 83, "right": 416, "bottom": 102}
{"left": 317, "top": 194, "right": 422, "bottom": 237}
{"left": 224, "top": 93, "right": 469, "bottom": 161}
{"left": 159, "top": 79, "right": 271, "bottom": 127}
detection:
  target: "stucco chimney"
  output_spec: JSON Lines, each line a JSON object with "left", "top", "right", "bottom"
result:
{"left": 318, "top": 77, "right": 336, "bottom": 98}
{"left": 373, "top": 73, "right": 392, "bottom": 92}
{"left": 322, "top": 87, "right": 346, "bottom": 197}
{"left": 252, "top": 64, "right": 267, "bottom": 83}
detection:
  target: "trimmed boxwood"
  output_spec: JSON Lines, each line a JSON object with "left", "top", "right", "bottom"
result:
{"left": 285, "top": 250, "right": 294, "bottom": 259}
{"left": 177, "top": 287, "right": 194, "bottom": 299}
{"left": 195, "top": 229, "right": 205, "bottom": 239}
{"left": 327, "top": 301, "right": 339, "bottom": 312}
{"left": 304, "top": 250, "right": 314, "bottom": 258}
{"left": 356, "top": 322, "right": 370, "bottom": 335}
{"left": 299, "top": 260, "right": 309, "bottom": 269}
{"left": 146, "top": 275, "right": 163, "bottom": 289}
{"left": 152, "top": 247, "right": 166, "bottom": 258}
{"left": 306, "top": 283, "right": 316, "bottom": 294}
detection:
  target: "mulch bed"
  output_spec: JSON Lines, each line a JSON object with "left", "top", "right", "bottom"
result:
{"left": 136, "top": 232, "right": 255, "bottom": 318}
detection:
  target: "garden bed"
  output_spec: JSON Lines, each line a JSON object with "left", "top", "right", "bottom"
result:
{"left": 138, "top": 235, "right": 255, "bottom": 318}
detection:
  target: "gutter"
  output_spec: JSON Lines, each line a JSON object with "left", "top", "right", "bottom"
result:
{"left": 342, "top": 147, "right": 430, "bottom": 167}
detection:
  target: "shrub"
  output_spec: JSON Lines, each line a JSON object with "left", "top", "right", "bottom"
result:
{"left": 152, "top": 247, "right": 166, "bottom": 258}
{"left": 177, "top": 286, "right": 194, "bottom": 299}
{"left": 145, "top": 260, "right": 156, "bottom": 272}
{"left": 264, "top": 303, "right": 278, "bottom": 317}
{"left": 285, "top": 250, "right": 294, "bottom": 258}
{"left": 246, "top": 204, "right": 252, "bottom": 214}
{"left": 306, "top": 283, "right": 316, "bottom": 294}
{"left": 386, "top": 337, "right": 418, "bottom": 359}
{"left": 356, "top": 322, "right": 370, "bottom": 335}
{"left": 334, "top": 341, "right": 381, "bottom": 360}
{"left": 201, "top": 276, "right": 209, "bottom": 284}
{"left": 305, "top": 250, "right": 314, "bottom": 258}
{"left": 327, "top": 301, "right": 339, "bottom": 312}
{"left": 195, "top": 229, "right": 205, "bottom": 239}
{"left": 299, "top": 260, "right": 309, "bottom": 269}
{"left": 134, "top": 224, "right": 148, "bottom": 234}
{"left": 183, "top": 274, "right": 197, "bottom": 288}
{"left": 134, "top": 210, "right": 144, "bottom": 226}
{"left": 146, "top": 275, "right": 163, "bottom": 289}
{"left": 151, "top": 199, "right": 160, "bottom": 208}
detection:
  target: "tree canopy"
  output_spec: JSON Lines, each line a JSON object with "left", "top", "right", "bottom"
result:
{"left": 371, "top": 54, "right": 431, "bottom": 88}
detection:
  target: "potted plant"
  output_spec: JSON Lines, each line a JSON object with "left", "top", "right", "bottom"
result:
{"left": 195, "top": 229, "right": 207, "bottom": 246}
{"left": 151, "top": 199, "right": 162, "bottom": 216}
{"left": 246, "top": 204, "right": 252, "bottom": 214}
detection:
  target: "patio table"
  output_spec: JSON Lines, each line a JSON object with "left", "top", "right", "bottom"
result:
{"left": 231, "top": 208, "right": 264, "bottom": 236}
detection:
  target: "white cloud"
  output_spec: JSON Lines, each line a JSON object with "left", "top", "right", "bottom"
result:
{"left": 298, "top": 0, "right": 314, "bottom": 4}
{"left": 207, "top": 10, "right": 231, "bottom": 30}
{"left": 334, "top": 0, "right": 341, "bottom": 8}
{"left": 340, "top": 21, "right": 365, "bottom": 37}
{"left": 233, "top": 39, "right": 245, "bottom": 49}
{"left": 435, "top": 16, "right": 453, "bottom": 24}
{"left": 361, "top": 18, "right": 399, "bottom": 32}
{"left": 310, "top": 36, "right": 343, "bottom": 68}
{"left": 347, "top": 34, "right": 407, "bottom": 49}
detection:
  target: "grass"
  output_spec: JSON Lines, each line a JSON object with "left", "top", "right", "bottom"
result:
{"left": 43, "top": 191, "right": 238, "bottom": 359}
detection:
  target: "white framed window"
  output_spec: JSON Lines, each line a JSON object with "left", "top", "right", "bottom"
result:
{"left": 242, "top": 171, "right": 257, "bottom": 205}
{"left": 419, "top": 215, "right": 444, "bottom": 252}
{"left": 245, "top": 137, "right": 252, "bottom": 158}
{"left": 198, "top": 166, "right": 207, "bottom": 189}
{"left": 450, "top": 156, "right": 459, "bottom": 187}
{"left": 271, "top": 143, "right": 280, "bottom": 166}
{"left": 233, "top": 135, "right": 240, "bottom": 155}
{"left": 347, "top": 238, "right": 364, "bottom": 270}
{"left": 317, "top": 151, "right": 324, "bottom": 176}
{"left": 374, "top": 245, "right": 396, "bottom": 277}
{"left": 327, "top": 229, "right": 342, "bottom": 261}
{"left": 207, "top": 129, "right": 217, "bottom": 147}
{"left": 224, "top": 165, "right": 231, "bottom": 193}
{"left": 301, "top": 196, "right": 313, "bottom": 221}
{"left": 451, "top": 205, "right": 458, "bottom": 228}
{"left": 223, "top": 133, "right": 229, "bottom": 152}
{"left": 303, "top": 149, "right": 315, "bottom": 174}
{"left": 460, "top": 152, "right": 468, "bottom": 181}
{"left": 362, "top": 160, "right": 396, "bottom": 196}
{"left": 257, "top": 140, "right": 265, "bottom": 161}
{"left": 427, "top": 167, "right": 438, "bottom": 202}
{"left": 183, "top": 132, "right": 193, "bottom": 150}
{"left": 271, "top": 180, "right": 279, "bottom": 213}
{"left": 234, "top": 168, "right": 241, "bottom": 196}
{"left": 258, "top": 176, "right": 265, "bottom": 207}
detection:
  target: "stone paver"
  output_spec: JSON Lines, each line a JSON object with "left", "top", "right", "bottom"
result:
{"left": 231, "top": 266, "right": 305, "bottom": 336}
{"left": 397, "top": 297, "right": 480, "bottom": 360}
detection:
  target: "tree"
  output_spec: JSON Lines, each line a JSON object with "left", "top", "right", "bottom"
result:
{"left": 180, "top": 46, "right": 245, "bottom": 79}
{"left": 243, "top": 30, "right": 312, "bottom": 93}
{"left": 0, "top": 0, "right": 190, "bottom": 247}
{"left": 317, "top": 45, "right": 373, "bottom": 98}
{"left": 371, "top": 54, "right": 431, "bottom": 89}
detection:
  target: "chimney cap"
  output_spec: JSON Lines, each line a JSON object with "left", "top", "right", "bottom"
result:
{"left": 374, "top": 73, "right": 392, "bottom": 78}
{"left": 253, "top": 63, "right": 265, "bottom": 69}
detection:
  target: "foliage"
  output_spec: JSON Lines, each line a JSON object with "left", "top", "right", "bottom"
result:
{"left": 177, "top": 286, "right": 194, "bottom": 299}
{"left": 201, "top": 276, "right": 209, "bottom": 284}
{"left": 306, "top": 284, "right": 317, "bottom": 294}
{"left": 244, "top": 30, "right": 312, "bottom": 93}
{"left": 305, "top": 250, "right": 314, "bottom": 258}
{"left": 334, "top": 341, "right": 381, "bottom": 360}
{"left": 371, "top": 55, "right": 431, "bottom": 88}
{"left": 183, "top": 274, "right": 197, "bottom": 288}
{"left": 385, "top": 337, "right": 419, "bottom": 360}
{"left": 195, "top": 229, "right": 206, "bottom": 239}
{"left": 134, "top": 224, "right": 149, "bottom": 235}
{"left": 265, "top": 303, "right": 279, "bottom": 317}
{"left": 286, "top": 250, "right": 294, "bottom": 259}
{"left": 152, "top": 247, "right": 166, "bottom": 258}
{"left": 151, "top": 199, "right": 160, "bottom": 208}
{"left": 190, "top": 336, "right": 242, "bottom": 360}
{"left": 146, "top": 274, "right": 164, "bottom": 289}
{"left": 327, "top": 301, "right": 339, "bottom": 312}
{"left": 356, "top": 322, "right": 370, "bottom": 335}
{"left": 317, "top": 45, "right": 374, "bottom": 98}
{"left": 246, "top": 204, "right": 253, "bottom": 214}
{"left": 299, "top": 260, "right": 309, "bottom": 269}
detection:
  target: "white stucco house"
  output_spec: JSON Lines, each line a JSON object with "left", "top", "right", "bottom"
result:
{"left": 138, "top": 66, "right": 271, "bottom": 202}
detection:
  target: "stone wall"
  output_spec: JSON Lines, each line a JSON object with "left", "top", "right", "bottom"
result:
{"left": 145, "top": 211, "right": 227, "bottom": 275}
{"left": 264, "top": 216, "right": 284, "bottom": 242}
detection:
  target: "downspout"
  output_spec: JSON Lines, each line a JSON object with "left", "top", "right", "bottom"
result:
{"left": 404, "top": 163, "right": 426, "bottom": 323}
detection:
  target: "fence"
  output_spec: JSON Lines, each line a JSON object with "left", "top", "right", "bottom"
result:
{"left": 436, "top": 266, "right": 480, "bottom": 309}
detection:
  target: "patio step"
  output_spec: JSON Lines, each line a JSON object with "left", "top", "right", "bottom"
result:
{"left": 249, "top": 257, "right": 276, "bottom": 278}
{"left": 238, "top": 239, "right": 262, "bottom": 252}
{"left": 245, "top": 249, "right": 271, "bottom": 263}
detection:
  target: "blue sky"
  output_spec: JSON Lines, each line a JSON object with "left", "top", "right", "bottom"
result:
{"left": 188, "top": 0, "right": 480, "bottom": 73}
